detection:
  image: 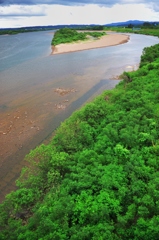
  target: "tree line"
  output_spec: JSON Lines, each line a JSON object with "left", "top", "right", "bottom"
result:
{"left": 107, "top": 26, "right": 159, "bottom": 38}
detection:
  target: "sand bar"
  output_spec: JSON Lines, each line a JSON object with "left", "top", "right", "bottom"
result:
{"left": 52, "top": 33, "right": 130, "bottom": 55}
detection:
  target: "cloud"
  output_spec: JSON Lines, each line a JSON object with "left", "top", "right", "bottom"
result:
{"left": 1, "top": 2, "right": 159, "bottom": 28}
{"left": 0, "top": 0, "right": 156, "bottom": 6}
{"left": 0, "top": 1, "right": 112, "bottom": 6}
{"left": 0, "top": 0, "right": 117, "bottom": 6}
{"left": 0, "top": 1, "right": 158, "bottom": 14}
{"left": 149, "top": 2, "right": 159, "bottom": 12}
{"left": 0, "top": 5, "right": 46, "bottom": 17}
{"left": 0, "top": 1, "right": 159, "bottom": 29}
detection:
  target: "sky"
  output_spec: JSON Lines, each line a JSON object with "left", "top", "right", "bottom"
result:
{"left": 0, "top": 0, "right": 159, "bottom": 28}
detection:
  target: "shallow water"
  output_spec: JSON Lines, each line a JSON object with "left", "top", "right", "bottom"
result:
{"left": 0, "top": 31, "right": 159, "bottom": 202}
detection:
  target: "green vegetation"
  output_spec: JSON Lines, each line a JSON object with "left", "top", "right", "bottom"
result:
{"left": 108, "top": 27, "right": 159, "bottom": 38}
{"left": 1, "top": 31, "right": 159, "bottom": 239}
{"left": 51, "top": 28, "right": 106, "bottom": 46}
{"left": 73, "top": 25, "right": 105, "bottom": 31}
{"left": 105, "top": 24, "right": 159, "bottom": 38}
{"left": 0, "top": 27, "right": 56, "bottom": 35}
{"left": 0, "top": 25, "right": 105, "bottom": 35}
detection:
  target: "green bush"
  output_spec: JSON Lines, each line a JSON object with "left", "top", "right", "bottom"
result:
{"left": 51, "top": 28, "right": 105, "bottom": 46}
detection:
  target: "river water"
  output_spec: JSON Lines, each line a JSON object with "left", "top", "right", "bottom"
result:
{"left": 0, "top": 30, "right": 159, "bottom": 202}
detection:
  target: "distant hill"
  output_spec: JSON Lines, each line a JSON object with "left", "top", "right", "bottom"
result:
{"left": 1, "top": 20, "right": 159, "bottom": 32}
{"left": 105, "top": 20, "right": 159, "bottom": 27}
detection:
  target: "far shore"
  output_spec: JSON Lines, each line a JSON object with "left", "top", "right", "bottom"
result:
{"left": 51, "top": 33, "right": 130, "bottom": 55}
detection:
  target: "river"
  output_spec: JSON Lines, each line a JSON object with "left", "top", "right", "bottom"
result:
{"left": 0, "top": 30, "right": 159, "bottom": 202}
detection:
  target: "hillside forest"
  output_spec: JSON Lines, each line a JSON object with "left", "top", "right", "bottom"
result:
{"left": 0, "top": 30, "right": 159, "bottom": 239}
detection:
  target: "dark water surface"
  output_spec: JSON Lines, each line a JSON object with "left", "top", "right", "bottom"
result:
{"left": 0, "top": 31, "right": 159, "bottom": 202}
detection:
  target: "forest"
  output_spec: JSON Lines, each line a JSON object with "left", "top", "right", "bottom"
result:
{"left": 51, "top": 28, "right": 106, "bottom": 46}
{"left": 1, "top": 31, "right": 159, "bottom": 239}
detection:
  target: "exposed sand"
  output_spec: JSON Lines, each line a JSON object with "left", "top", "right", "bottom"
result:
{"left": 52, "top": 33, "right": 130, "bottom": 55}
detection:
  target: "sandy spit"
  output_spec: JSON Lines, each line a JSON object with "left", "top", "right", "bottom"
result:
{"left": 52, "top": 33, "right": 130, "bottom": 55}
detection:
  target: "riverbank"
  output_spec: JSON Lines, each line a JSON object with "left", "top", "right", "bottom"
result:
{"left": 1, "top": 32, "right": 158, "bottom": 203}
{"left": 1, "top": 42, "right": 159, "bottom": 239}
{"left": 52, "top": 33, "right": 130, "bottom": 55}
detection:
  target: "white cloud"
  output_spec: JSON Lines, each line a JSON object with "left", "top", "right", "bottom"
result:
{"left": 0, "top": 5, "right": 45, "bottom": 17}
{"left": 108, "top": 3, "right": 159, "bottom": 22}
{"left": 0, "top": 3, "right": 159, "bottom": 28}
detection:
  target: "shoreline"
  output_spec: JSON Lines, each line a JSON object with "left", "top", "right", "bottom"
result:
{"left": 51, "top": 33, "right": 130, "bottom": 55}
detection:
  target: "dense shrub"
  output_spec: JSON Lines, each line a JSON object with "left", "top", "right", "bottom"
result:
{"left": 51, "top": 28, "right": 105, "bottom": 45}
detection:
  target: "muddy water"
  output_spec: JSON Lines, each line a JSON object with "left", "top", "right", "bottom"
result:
{"left": 0, "top": 31, "right": 159, "bottom": 202}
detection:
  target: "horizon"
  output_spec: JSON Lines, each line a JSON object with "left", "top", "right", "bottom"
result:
{"left": 0, "top": 19, "right": 158, "bottom": 30}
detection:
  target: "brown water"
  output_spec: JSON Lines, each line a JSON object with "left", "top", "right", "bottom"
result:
{"left": 0, "top": 31, "right": 159, "bottom": 202}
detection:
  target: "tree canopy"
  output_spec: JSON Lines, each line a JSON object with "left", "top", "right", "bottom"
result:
{"left": 51, "top": 28, "right": 105, "bottom": 46}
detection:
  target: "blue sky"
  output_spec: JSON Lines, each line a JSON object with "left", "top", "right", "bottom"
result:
{"left": 0, "top": 0, "right": 159, "bottom": 28}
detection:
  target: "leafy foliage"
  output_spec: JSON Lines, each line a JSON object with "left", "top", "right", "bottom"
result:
{"left": 51, "top": 28, "right": 105, "bottom": 46}
{"left": 1, "top": 36, "right": 159, "bottom": 239}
